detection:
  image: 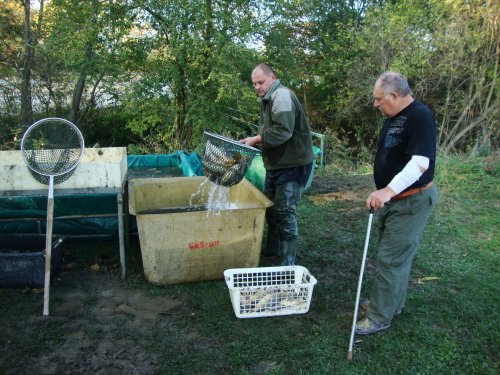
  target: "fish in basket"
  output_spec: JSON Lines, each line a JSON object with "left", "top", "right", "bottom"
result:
{"left": 224, "top": 266, "right": 317, "bottom": 318}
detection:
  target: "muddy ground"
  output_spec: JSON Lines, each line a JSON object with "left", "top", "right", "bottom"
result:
{"left": 0, "top": 174, "right": 375, "bottom": 374}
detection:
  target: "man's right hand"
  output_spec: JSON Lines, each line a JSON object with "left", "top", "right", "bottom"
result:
{"left": 239, "top": 135, "right": 261, "bottom": 147}
{"left": 366, "top": 186, "right": 395, "bottom": 211}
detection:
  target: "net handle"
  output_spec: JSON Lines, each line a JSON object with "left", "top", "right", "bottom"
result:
{"left": 20, "top": 118, "right": 85, "bottom": 177}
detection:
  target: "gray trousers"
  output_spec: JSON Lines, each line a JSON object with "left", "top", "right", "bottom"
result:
{"left": 367, "top": 184, "right": 438, "bottom": 323}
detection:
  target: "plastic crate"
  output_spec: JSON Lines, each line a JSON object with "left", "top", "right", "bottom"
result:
{"left": 0, "top": 234, "right": 67, "bottom": 288}
{"left": 224, "top": 266, "right": 317, "bottom": 318}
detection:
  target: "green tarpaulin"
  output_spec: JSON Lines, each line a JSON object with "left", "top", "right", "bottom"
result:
{"left": 0, "top": 151, "right": 203, "bottom": 235}
{"left": 0, "top": 147, "right": 319, "bottom": 235}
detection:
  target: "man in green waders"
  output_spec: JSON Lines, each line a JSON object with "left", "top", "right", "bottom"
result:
{"left": 239, "top": 63, "right": 314, "bottom": 266}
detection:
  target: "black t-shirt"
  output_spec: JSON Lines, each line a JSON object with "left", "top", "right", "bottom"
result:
{"left": 374, "top": 101, "right": 436, "bottom": 191}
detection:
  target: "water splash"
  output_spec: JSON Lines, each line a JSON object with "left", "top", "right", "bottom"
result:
{"left": 190, "top": 177, "right": 232, "bottom": 216}
{"left": 206, "top": 182, "right": 230, "bottom": 215}
{"left": 189, "top": 178, "right": 210, "bottom": 206}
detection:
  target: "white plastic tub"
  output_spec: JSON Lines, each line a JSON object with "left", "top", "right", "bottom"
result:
{"left": 0, "top": 147, "right": 127, "bottom": 193}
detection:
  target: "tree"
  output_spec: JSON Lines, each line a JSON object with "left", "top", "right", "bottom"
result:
{"left": 1, "top": 0, "right": 496, "bottom": 157}
{"left": 122, "top": 0, "right": 262, "bottom": 152}
{"left": 42, "top": 0, "right": 134, "bottom": 125}
{"left": 317, "top": 0, "right": 499, "bottom": 155}
{"left": 0, "top": 1, "right": 24, "bottom": 148}
{"left": 0, "top": 1, "right": 24, "bottom": 78}
{"left": 430, "top": 0, "right": 499, "bottom": 154}
{"left": 19, "top": 0, "right": 44, "bottom": 128}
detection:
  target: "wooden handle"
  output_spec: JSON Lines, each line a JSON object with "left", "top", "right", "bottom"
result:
{"left": 43, "top": 181, "right": 55, "bottom": 316}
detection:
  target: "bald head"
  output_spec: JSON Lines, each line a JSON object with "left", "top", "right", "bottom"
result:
{"left": 251, "top": 63, "right": 276, "bottom": 97}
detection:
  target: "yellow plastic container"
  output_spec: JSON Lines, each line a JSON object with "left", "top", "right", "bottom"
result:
{"left": 128, "top": 177, "right": 273, "bottom": 285}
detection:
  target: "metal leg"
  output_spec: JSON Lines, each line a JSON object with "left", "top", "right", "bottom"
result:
{"left": 124, "top": 182, "right": 130, "bottom": 249}
{"left": 117, "top": 192, "right": 126, "bottom": 279}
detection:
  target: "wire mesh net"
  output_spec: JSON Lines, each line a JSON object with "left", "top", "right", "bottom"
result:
{"left": 202, "top": 131, "right": 259, "bottom": 187}
{"left": 21, "top": 118, "right": 85, "bottom": 181}
{"left": 27, "top": 167, "right": 77, "bottom": 185}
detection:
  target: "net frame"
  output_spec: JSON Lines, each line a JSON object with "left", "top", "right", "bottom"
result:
{"left": 203, "top": 131, "right": 260, "bottom": 154}
{"left": 27, "top": 167, "right": 77, "bottom": 185}
{"left": 21, "top": 117, "right": 85, "bottom": 179}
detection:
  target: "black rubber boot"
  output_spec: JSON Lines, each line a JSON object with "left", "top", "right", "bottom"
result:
{"left": 279, "top": 239, "right": 298, "bottom": 266}
{"left": 261, "top": 235, "right": 281, "bottom": 258}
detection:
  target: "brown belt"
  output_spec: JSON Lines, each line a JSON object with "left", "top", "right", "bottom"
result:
{"left": 391, "top": 181, "right": 433, "bottom": 201}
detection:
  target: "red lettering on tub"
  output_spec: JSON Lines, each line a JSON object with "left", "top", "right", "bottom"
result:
{"left": 188, "top": 240, "right": 220, "bottom": 250}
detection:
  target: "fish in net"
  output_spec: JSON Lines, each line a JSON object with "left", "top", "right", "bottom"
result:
{"left": 202, "top": 132, "right": 259, "bottom": 187}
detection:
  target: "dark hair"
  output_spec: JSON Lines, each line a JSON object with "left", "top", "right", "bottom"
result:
{"left": 377, "top": 72, "right": 412, "bottom": 96}
{"left": 253, "top": 63, "right": 275, "bottom": 76}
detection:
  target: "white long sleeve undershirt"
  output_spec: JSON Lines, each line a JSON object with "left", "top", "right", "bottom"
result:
{"left": 388, "top": 155, "right": 430, "bottom": 194}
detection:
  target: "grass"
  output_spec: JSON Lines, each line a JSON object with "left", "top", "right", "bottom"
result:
{"left": 0, "top": 153, "right": 498, "bottom": 374}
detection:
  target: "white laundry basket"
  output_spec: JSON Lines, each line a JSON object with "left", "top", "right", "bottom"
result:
{"left": 224, "top": 266, "right": 317, "bottom": 318}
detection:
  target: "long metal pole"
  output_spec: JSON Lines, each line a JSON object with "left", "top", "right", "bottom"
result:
{"left": 347, "top": 208, "right": 374, "bottom": 360}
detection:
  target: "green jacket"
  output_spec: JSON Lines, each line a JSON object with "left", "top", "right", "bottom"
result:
{"left": 258, "top": 80, "right": 314, "bottom": 170}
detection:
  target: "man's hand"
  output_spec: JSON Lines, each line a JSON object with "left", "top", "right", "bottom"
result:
{"left": 239, "top": 135, "right": 261, "bottom": 147}
{"left": 366, "top": 186, "right": 396, "bottom": 211}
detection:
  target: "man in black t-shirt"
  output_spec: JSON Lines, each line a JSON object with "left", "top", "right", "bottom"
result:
{"left": 355, "top": 72, "right": 438, "bottom": 335}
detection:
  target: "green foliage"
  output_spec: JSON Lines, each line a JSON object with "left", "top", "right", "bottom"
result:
{"left": 82, "top": 106, "right": 137, "bottom": 148}
{"left": 319, "top": 128, "right": 373, "bottom": 175}
{"left": 427, "top": 0, "right": 499, "bottom": 153}
{"left": 0, "top": 115, "right": 20, "bottom": 150}
{"left": 111, "top": 0, "right": 264, "bottom": 151}
{"left": 0, "top": 0, "right": 497, "bottom": 157}
{"left": 0, "top": 1, "right": 24, "bottom": 78}
{"left": 301, "top": 0, "right": 499, "bottom": 157}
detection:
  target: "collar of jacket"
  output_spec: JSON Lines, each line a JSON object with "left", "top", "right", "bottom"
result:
{"left": 260, "top": 79, "right": 281, "bottom": 103}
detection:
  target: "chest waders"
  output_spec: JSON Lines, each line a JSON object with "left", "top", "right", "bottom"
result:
{"left": 267, "top": 181, "right": 302, "bottom": 266}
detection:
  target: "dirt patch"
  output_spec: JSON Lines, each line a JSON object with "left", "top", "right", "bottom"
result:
{"left": 307, "top": 173, "right": 375, "bottom": 214}
{"left": 307, "top": 173, "right": 375, "bottom": 197}
{"left": 0, "top": 173, "right": 377, "bottom": 375}
{"left": 7, "top": 267, "right": 184, "bottom": 375}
